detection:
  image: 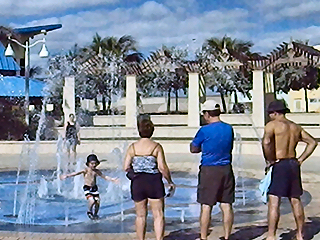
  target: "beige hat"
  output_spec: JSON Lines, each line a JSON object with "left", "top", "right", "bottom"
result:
{"left": 201, "top": 100, "right": 220, "bottom": 111}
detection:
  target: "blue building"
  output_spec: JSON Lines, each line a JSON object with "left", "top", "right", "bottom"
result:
{"left": 0, "top": 41, "right": 20, "bottom": 76}
{"left": 0, "top": 24, "right": 61, "bottom": 140}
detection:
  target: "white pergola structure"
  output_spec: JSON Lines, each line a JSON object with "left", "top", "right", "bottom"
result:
{"left": 63, "top": 76, "right": 76, "bottom": 124}
{"left": 74, "top": 40, "right": 320, "bottom": 128}
{"left": 250, "top": 40, "right": 320, "bottom": 127}
{"left": 123, "top": 47, "right": 248, "bottom": 128}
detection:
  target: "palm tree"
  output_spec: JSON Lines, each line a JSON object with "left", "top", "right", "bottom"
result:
{"left": 103, "top": 35, "right": 137, "bottom": 57}
{"left": 200, "top": 36, "right": 255, "bottom": 112}
{"left": 147, "top": 45, "right": 188, "bottom": 113}
{"left": 274, "top": 40, "right": 320, "bottom": 113}
{"left": 101, "top": 35, "right": 140, "bottom": 113}
{"left": 89, "top": 33, "right": 138, "bottom": 57}
{"left": 274, "top": 66, "right": 319, "bottom": 112}
{"left": 79, "top": 34, "right": 141, "bottom": 113}
{"left": 0, "top": 26, "right": 20, "bottom": 43}
{"left": 91, "top": 33, "right": 105, "bottom": 54}
{"left": 67, "top": 43, "right": 81, "bottom": 60}
{"left": 29, "top": 66, "right": 42, "bottom": 78}
{"left": 205, "top": 35, "right": 253, "bottom": 57}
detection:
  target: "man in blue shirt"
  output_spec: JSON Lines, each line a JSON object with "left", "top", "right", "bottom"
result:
{"left": 190, "top": 100, "right": 235, "bottom": 240}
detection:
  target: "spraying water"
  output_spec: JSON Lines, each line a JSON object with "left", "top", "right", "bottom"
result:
{"left": 14, "top": 54, "right": 71, "bottom": 225}
{"left": 12, "top": 134, "right": 30, "bottom": 217}
{"left": 72, "top": 158, "right": 84, "bottom": 199}
{"left": 17, "top": 99, "right": 47, "bottom": 224}
{"left": 55, "top": 135, "right": 64, "bottom": 194}
{"left": 234, "top": 133, "right": 246, "bottom": 205}
{"left": 38, "top": 177, "right": 48, "bottom": 198}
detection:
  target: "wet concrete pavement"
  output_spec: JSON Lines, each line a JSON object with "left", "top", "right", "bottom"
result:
{"left": 0, "top": 153, "right": 319, "bottom": 239}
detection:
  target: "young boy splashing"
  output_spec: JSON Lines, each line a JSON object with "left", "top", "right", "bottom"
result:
{"left": 60, "top": 154, "right": 119, "bottom": 219}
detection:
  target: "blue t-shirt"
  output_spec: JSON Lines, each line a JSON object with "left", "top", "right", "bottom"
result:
{"left": 192, "top": 121, "right": 234, "bottom": 166}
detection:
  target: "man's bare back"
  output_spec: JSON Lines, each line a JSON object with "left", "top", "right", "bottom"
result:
{"left": 265, "top": 118, "right": 301, "bottom": 160}
{"left": 263, "top": 115, "right": 316, "bottom": 164}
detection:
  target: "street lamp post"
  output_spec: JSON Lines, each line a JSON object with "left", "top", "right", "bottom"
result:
{"left": 5, "top": 30, "right": 49, "bottom": 125}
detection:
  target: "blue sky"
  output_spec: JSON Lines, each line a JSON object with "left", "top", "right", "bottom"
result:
{"left": 2, "top": 0, "right": 320, "bottom": 66}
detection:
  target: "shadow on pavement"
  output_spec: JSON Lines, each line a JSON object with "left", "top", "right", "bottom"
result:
{"left": 229, "top": 225, "right": 268, "bottom": 240}
{"left": 279, "top": 217, "right": 320, "bottom": 240}
{"left": 164, "top": 228, "right": 208, "bottom": 240}
{"left": 163, "top": 217, "right": 320, "bottom": 240}
{"left": 164, "top": 225, "right": 268, "bottom": 240}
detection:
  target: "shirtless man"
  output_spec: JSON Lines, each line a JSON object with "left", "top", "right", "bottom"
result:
{"left": 60, "top": 154, "right": 118, "bottom": 219}
{"left": 262, "top": 100, "right": 317, "bottom": 240}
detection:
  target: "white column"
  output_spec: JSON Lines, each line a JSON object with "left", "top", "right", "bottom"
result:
{"left": 63, "top": 76, "right": 75, "bottom": 125}
{"left": 126, "top": 75, "right": 137, "bottom": 128}
{"left": 265, "top": 72, "right": 276, "bottom": 116}
{"left": 188, "top": 72, "right": 200, "bottom": 127}
{"left": 265, "top": 72, "right": 274, "bottom": 93}
{"left": 252, "top": 70, "right": 265, "bottom": 127}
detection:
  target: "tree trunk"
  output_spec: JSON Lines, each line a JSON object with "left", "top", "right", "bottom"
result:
{"left": 304, "top": 87, "right": 309, "bottom": 113}
{"left": 220, "top": 91, "right": 227, "bottom": 113}
{"left": 94, "top": 97, "right": 99, "bottom": 112}
{"left": 167, "top": 89, "right": 171, "bottom": 113}
{"left": 175, "top": 89, "right": 179, "bottom": 112}
{"left": 105, "top": 89, "right": 112, "bottom": 114}
{"left": 107, "top": 98, "right": 112, "bottom": 114}
{"left": 234, "top": 91, "right": 238, "bottom": 104}
{"left": 137, "top": 92, "right": 143, "bottom": 113}
{"left": 102, "top": 95, "right": 106, "bottom": 113}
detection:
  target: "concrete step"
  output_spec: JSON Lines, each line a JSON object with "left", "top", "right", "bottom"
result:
{"left": 92, "top": 113, "right": 320, "bottom": 127}
{"left": 1, "top": 139, "right": 319, "bottom": 158}
{"left": 58, "top": 125, "right": 320, "bottom": 140}
{"left": 93, "top": 114, "right": 253, "bottom": 126}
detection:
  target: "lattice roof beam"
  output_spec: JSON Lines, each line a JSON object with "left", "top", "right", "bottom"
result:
{"left": 263, "top": 41, "right": 320, "bottom": 72}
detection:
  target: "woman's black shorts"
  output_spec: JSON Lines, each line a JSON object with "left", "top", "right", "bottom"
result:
{"left": 131, "top": 173, "right": 165, "bottom": 202}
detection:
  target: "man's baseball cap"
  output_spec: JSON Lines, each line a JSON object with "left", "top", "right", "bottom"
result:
{"left": 201, "top": 100, "right": 220, "bottom": 112}
{"left": 267, "top": 100, "right": 290, "bottom": 114}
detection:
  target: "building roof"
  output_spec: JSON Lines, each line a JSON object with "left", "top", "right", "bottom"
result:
{"left": 0, "top": 42, "right": 20, "bottom": 71}
{"left": 0, "top": 76, "right": 45, "bottom": 97}
{"left": 14, "top": 24, "right": 62, "bottom": 37}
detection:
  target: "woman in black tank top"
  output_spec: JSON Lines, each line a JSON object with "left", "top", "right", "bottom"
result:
{"left": 64, "top": 113, "right": 80, "bottom": 164}
{"left": 123, "top": 117, "right": 175, "bottom": 240}
{"left": 66, "top": 122, "right": 77, "bottom": 140}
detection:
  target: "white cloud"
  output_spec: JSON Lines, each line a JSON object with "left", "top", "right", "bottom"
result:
{"left": 9, "top": 0, "right": 320, "bottom": 69}
{"left": 138, "top": 1, "right": 170, "bottom": 19}
{"left": 163, "top": 0, "right": 198, "bottom": 15}
{"left": 250, "top": 0, "right": 300, "bottom": 9}
{"left": 164, "top": 0, "right": 197, "bottom": 9}
{"left": 0, "top": 0, "right": 118, "bottom": 17}
{"left": 284, "top": 1, "right": 320, "bottom": 17}
{"left": 246, "top": 0, "right": 320, "bottom": 22}
{"left": 10, "top": 2, "right": 254, "bottom": 60}
{"left": 253, "top": 26, "right": 320, "bottom": 53}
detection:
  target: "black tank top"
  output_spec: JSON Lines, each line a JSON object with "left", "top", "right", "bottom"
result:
{"left": 66, "top": 122, "right": 77, "bottom": 139}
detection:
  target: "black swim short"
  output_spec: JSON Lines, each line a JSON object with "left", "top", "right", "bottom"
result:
{"left": 268, "top": 158, "right": 303, "bottom": 198}
{"left": 83, "top": 185, "right": 99, "bottom": 199}
{"left": 197, "top": 165, "right": 235, "bottom": 206}
{"left": 131, "top": 173, "right": 165, "bottom": 202}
